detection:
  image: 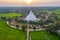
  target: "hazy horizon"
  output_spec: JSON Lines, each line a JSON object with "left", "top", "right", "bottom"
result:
{"left": 0, "top": 0, "right": 60, "bottom": 7}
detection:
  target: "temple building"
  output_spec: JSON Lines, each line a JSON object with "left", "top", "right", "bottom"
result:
{"left": 25, "top": 11, "right": 37, "bottom": 21}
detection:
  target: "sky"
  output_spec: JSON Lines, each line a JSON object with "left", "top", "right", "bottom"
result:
{"left": 0, "top": 0, "right": 60, "bottom": 7}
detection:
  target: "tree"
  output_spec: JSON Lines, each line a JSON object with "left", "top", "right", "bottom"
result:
{"left": 22, "top": 25, "right": 26, "bottom": 31}
{"left": 16, "top": 25, "right": 19, "bottom": 28}
{"left": 33, "top": 27, "right": 36, "bottom": 30}
{"left": 56, "top": 22, "right": 60, "bottom": 30}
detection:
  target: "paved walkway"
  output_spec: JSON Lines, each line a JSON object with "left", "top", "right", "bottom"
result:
{"left": 26, "top": 24, "right": 30, "bottom": 40}
{"left": 7, "top": 21, "right": 46, "bottom": 31}
{"left": 7, "top": 21, "right": 22, "bottom": 29}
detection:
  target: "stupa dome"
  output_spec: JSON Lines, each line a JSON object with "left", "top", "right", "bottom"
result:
{"left": 25, "top": 11, "right": 37, "bottom": 21}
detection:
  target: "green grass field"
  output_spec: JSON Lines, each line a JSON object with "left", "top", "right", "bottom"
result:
{"left": 53, "top": 9, "right": 60, "bottom": 19}
{"left": 0, "top": 20, "right": 26, "bottom": 40}
{"left": 30, "top": 31, "right": 59, "bottom": 40}
{"left": 0, "top": 11, "right": 60, "bottom": 40}
{"left": 54, "top": 9, "right": 60, "bottom": 14}
{"left": 0, "top": 20, "right": 59, "bottom": 40}
{"left": 40, "top": 9, "right": 60, "bottom": 19}
{"left": 0, "top": 13, "right": 22, "bottom": 18}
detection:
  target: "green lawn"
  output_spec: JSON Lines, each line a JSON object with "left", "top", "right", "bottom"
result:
{"left": 56, "top": 14, "right": 60, "bottom": 19}
{"left": 48, "top": 34, "right": 59, "bottom": 40}
{"left": 53, "top": 9, "right": 60, "bottom": 19}
{"left": 0, "top": 13, "right": 22, "bottom": 18}
{"left": 0, "top": 21, "right": 59, "bottom": 40}
{"left": 30, "top": 31, "right": 59, "bottom": 40}
{"left": 0, "top": 11, "right": 60, "bottom": 40}
{"left": 40, "top": 9, "right": 60, "bottom": 19}
{"left": 0, "top": 20, "right": 26, "bottom": 40}
{"left": 54, "top": 9, "right": 60, "bottom": 14}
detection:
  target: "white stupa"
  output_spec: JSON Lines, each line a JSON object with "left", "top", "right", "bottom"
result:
{"left": 25, "top": 11, "right": 37, "bottom": 21}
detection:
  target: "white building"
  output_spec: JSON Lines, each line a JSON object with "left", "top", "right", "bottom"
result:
{"left": 25, "top": 11, "right": 37, "bottom": 21}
